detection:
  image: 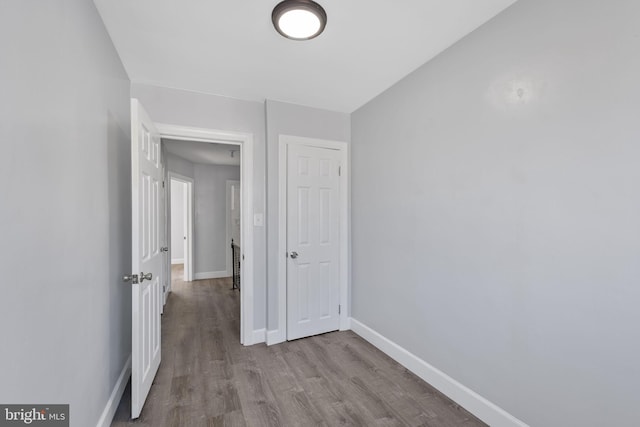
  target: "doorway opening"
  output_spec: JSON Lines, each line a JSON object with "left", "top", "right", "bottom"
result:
{"left": 157, "top": 124, "right": 255, "bottom": 347}
{"left": 164, "top": 138, "right": 241, "bottom": 288}
{"left": 168, "top": 174, "right": 193, "bottom": 287}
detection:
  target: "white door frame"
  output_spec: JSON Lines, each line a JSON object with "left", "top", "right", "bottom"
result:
{"left": 271, "top": 134, "right": 350, "bottom": 345}
{"left": 168, "top": 172, "right": 194, "bottom": 285}
{"left": 156, "top": 123, "right": 255, "bottom": 346}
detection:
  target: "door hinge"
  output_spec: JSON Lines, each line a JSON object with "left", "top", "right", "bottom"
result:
{"left": 162, "top": 181, "right": 165, "bottom": 188}
{"left": 338, "top": 305, "right": 341, "bottom": 315}
{"left": 338, "top": 166, "right": 341, "bottom": 177}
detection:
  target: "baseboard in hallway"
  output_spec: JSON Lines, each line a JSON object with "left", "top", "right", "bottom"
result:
{"left": 194, "top": 270, "right": 230, "bottom": 280}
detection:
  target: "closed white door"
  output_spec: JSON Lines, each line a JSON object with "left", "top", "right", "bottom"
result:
{"left": 130, "top": 99, "right": 163, "bottom": 419}
{"left": 287, "top": 144, "right": 341, "bottom": 340}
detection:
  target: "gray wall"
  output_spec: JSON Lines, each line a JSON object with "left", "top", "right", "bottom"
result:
{"left": 170, "top": 180, "right": 185, "bottom": 261}
{"left": 265, "top": 100, "right": 351, "bottom": 331}
{"left": 166, "top": 151, "right": 195, "bottom": 180}
{"left": 0, "top": 1, "right": 131, "bottom": 426}
{"left": 132, "top": 84, "right": 267, "bottom": 330}
{"left": 194, "top": 164, "right": 240, "bottom": 274}
{"left": 351, "top": 1, "right": 640, "bottom": 426}
{"left": 142, "top": 91, "right": 351, "bottom": 332}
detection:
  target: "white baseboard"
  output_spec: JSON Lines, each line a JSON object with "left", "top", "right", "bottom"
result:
{"left": 349, "top": 318, "right": 528, "bottom": 427}
{"left": 171, "top": 258, "right": 184, "bottom": 265}
{"left": 96, "top": 354, "right": 131, "bottom": 427}
{"left": 266, "top": 329, "right": 286, "bottom": 346}
{"left": 194, "top": 270, "right": 230, "bottom": 280}
{"left": 251, "top": 328, "right": 266, "bottom": 345}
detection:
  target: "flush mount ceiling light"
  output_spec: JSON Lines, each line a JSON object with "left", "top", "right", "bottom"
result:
{"left": 272, "top": 0, "right": 327, "bottom": 40}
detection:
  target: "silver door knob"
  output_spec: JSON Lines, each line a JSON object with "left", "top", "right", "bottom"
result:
{"left": 140, "top": 272, "right": 153, "bottom": 282}
{"left": 123, "top": 274, "right": 138, "bottom": 284}
{"left": 160, "top": 247, "right": 169, "bottom": 252}
{"left": 289, "top": 251, "right": 299, "bottom": 259}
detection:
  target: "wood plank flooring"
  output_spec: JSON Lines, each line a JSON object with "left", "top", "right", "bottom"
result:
{"left": 111, "top": 264, "right": 486, "bottom": 427}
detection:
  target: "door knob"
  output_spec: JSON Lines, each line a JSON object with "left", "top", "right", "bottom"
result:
{"left": 140, "top": 272, "right": 153, "bottom": 282}
{"left": 123, "top": 274, "right": 138, "bottom": 284}
{"left": 289, "top": 251, "right": 299, "bottom": 259}
{"left": 160, "top": 247, "right": 169, "bottom": 252}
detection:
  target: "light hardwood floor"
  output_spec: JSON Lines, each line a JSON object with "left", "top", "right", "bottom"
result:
{"left": 111, "top": 264, "right": 486, "bottom": 427}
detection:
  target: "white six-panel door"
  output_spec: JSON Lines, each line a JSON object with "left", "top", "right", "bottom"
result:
{"left": 131, "top": 99, "right": 163, "bottom": 418}
{"left": 287, "top": 144, "right": 341, "bottom": 340}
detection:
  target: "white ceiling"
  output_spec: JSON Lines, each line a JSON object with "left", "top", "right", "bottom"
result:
{"left": 95, "top": 0, "right": 517, "bottom": 113}
{"left": 164, "top": 139, "right": 240, "bottom": 166}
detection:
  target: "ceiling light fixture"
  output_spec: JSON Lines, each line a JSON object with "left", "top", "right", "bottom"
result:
{"left": 272, "top": 0, "right": 327, "bottom": 41}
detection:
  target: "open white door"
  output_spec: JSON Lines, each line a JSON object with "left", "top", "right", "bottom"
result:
{"left": 287, "top": 144, "right": 341, "bottom": 340}
{"left": 130, "top": 99, "right": 163, "bottom": 418}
